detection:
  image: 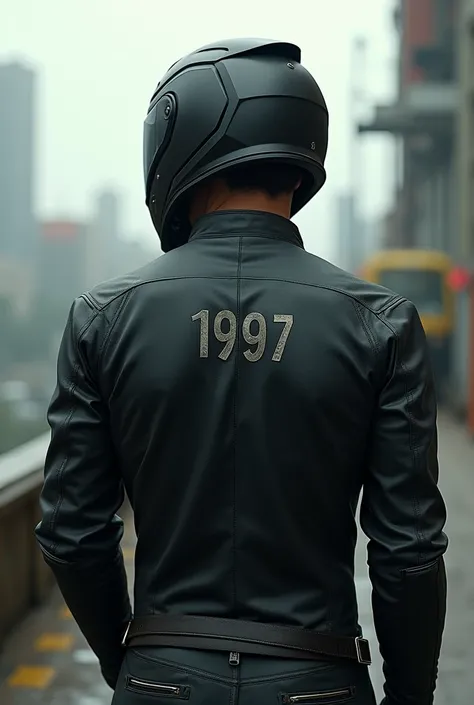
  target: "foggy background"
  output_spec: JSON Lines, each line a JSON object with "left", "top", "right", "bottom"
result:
{"left": 1, "top": 0, "right": 397, "bottom": 250}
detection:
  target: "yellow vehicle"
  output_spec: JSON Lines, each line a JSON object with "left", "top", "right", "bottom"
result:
{"left": 360, "top": 249, "right": 455, "bottom": 395}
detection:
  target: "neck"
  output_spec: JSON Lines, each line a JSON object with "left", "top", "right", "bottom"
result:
{"left": 189, "top": 181, "right": 294, "bottom": 224}
{"left": 212, "top": 191, "right": 291, "bottom": 219}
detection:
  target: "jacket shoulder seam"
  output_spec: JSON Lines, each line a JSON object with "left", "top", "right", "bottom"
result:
{"left": 97, "top": 289, "right": 134, "bottom": 367}
{"left": 85, "top": 277, "right": 405, "bottom": 315}
{"left": 370, "top": 296, "right": 409, "bottom": 335}
{"left": 351, "top": 300, "right": 379, "bottom": 356}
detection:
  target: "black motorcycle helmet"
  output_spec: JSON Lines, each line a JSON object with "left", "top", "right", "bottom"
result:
{"left": 143, "top": 38, "right": 329, "bottom": 252}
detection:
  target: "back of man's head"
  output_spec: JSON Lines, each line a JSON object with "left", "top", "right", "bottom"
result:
{"left": 188, "top": 163, "right": 302, "bottom": 223}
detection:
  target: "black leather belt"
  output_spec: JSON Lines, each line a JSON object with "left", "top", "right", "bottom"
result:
{"left": 122, "top": 615, "right": 372, "bottom": 666}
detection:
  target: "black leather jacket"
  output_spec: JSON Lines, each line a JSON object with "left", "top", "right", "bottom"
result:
{"left": 36, "top": 211, "right": 447, "bottom": 703}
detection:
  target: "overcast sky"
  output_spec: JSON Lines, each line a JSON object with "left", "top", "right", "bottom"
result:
{"left": 2, "top": 0, "right": 397, "bottom": 259}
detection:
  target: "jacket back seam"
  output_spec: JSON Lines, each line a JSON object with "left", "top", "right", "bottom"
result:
{"left": 232, "top": 237, "right": 243, "bottom": 613}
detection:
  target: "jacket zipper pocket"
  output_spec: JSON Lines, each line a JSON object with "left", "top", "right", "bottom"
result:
{"left": 126, "top": 676, "right": 189, "bottom": 698}
{"left": 283, "top": 687, "right": 353, "bottom": 703}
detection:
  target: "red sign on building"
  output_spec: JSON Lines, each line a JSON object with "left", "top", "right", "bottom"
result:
{"left": 42, "top": 221, "right": 79, "bottom": 240}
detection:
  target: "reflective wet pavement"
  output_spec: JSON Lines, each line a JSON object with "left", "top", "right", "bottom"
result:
{"left": 0, "top": 412, "right": 472, "bottom": 704}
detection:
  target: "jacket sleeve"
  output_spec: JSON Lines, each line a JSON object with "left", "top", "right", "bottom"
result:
{"left": 360, "top": 299, "right": 448, "bottom": 705}
{"left": 35, "top": 297, "right": 132, "bottom": 688}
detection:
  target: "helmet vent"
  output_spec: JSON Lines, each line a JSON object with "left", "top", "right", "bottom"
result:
{"left": 244, "top": 42, "right": 301, "bottom": 63}
{"left": 195, "top": 47, "right": 229, "bottom": 53}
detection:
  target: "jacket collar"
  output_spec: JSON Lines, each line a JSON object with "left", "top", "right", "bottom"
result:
{"left": 188, "top": 210, "right": 304, "bottom": 249}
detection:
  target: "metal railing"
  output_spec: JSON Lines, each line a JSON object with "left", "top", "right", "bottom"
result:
{"left": 0, "top": 433, "right": 54, "bottom": 645}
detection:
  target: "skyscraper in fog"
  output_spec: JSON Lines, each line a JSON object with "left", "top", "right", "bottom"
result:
{"left": 335, "top": 193, "right": 355, "bottom": 272}
{"left": 0, "top": 62, "right": 36, "bottom": 263}
{"left": 85, "top": 189, "right": 122, "bottom": 286}
{"left": 39, "top": 221, "right": 88, "bottom": 302}
{"left": 96, "top": 190, "right": 120, "bottom": 254}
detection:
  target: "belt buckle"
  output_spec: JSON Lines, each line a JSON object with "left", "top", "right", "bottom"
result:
{"left": 121, "top": 621, "right": 131, "bottom": 647}
{"left": 354, "top": 636, "right": 371, "bottom": 665}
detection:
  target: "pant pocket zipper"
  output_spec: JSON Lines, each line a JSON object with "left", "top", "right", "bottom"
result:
{"left": 404, "top": 558, "right": 439, "bottom": 575}
{"left": 285, "top": 688, "right": 353, "bottom": 703}
{"left": 126, "top": 677, "right": 183, "bottom": 696}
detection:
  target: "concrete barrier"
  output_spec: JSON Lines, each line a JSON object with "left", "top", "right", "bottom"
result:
{"left": 0, "top": 434, "right": 133, "bottom": 647}
{"left": 0, "top": 433, "right": 52, "bottom": 646}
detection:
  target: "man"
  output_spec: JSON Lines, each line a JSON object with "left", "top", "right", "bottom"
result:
{"left": 36, "top": 39, "right": 447, "bottom": 705}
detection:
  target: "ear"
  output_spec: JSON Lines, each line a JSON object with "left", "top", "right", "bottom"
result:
{"left": 294, "top": 177, "right": 302, "bottom": 191}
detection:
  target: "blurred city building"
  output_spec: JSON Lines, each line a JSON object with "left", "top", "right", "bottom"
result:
{"left": 459, "top": 0, "right": 474, "bottom": 264}
{"left": 359, "top": 0, "right": 458, "bottom": 256}
{"left": 0, "top": 258, "right": 33, "bottom": 316}
{"left": 357, "top": 0, "right": 474, "bottom": 421}
{"left": 117, "top": 235, "right": 161, "bottom": 273}
{"left": 0, "top": 62, "right": 37, "bottom": 264}
{"left": 333, "top": 192, "right": 382, "bottom": 273}
{"left": 86, "top": 189, "right": 160, "bottom": 288}
{"left": 39, "top": 220, "right": 88, "bottom": 303}
{"left": 86, "top": 190, "right": 122, "bottom": 286}
{"left": 334, "top": 193, "right": 356, "bottom": 271}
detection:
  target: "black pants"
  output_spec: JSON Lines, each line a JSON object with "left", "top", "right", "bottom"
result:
{"left": 112, "top": 646, "right": 376, "bottom": 705}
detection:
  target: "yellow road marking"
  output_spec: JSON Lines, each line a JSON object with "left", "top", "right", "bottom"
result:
{"left": 122, "top": 547, "right": 135, "bottom": 561}
{"left": 59, "top": 605, "right": 73, "bottom": 619}
{"left": 7, "top": 666, "right": 56, "bottom": 689}
{"left": 34, "top": 633, "right": 75, "bottom": 652}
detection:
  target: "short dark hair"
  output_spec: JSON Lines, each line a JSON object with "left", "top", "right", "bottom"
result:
{"left": 222, "top": 162, "right": 301, "bottom": 197}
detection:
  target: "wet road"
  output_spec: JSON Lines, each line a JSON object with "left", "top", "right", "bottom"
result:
{"left": 0, "top": 411, "right": 472, "bottom": 704}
